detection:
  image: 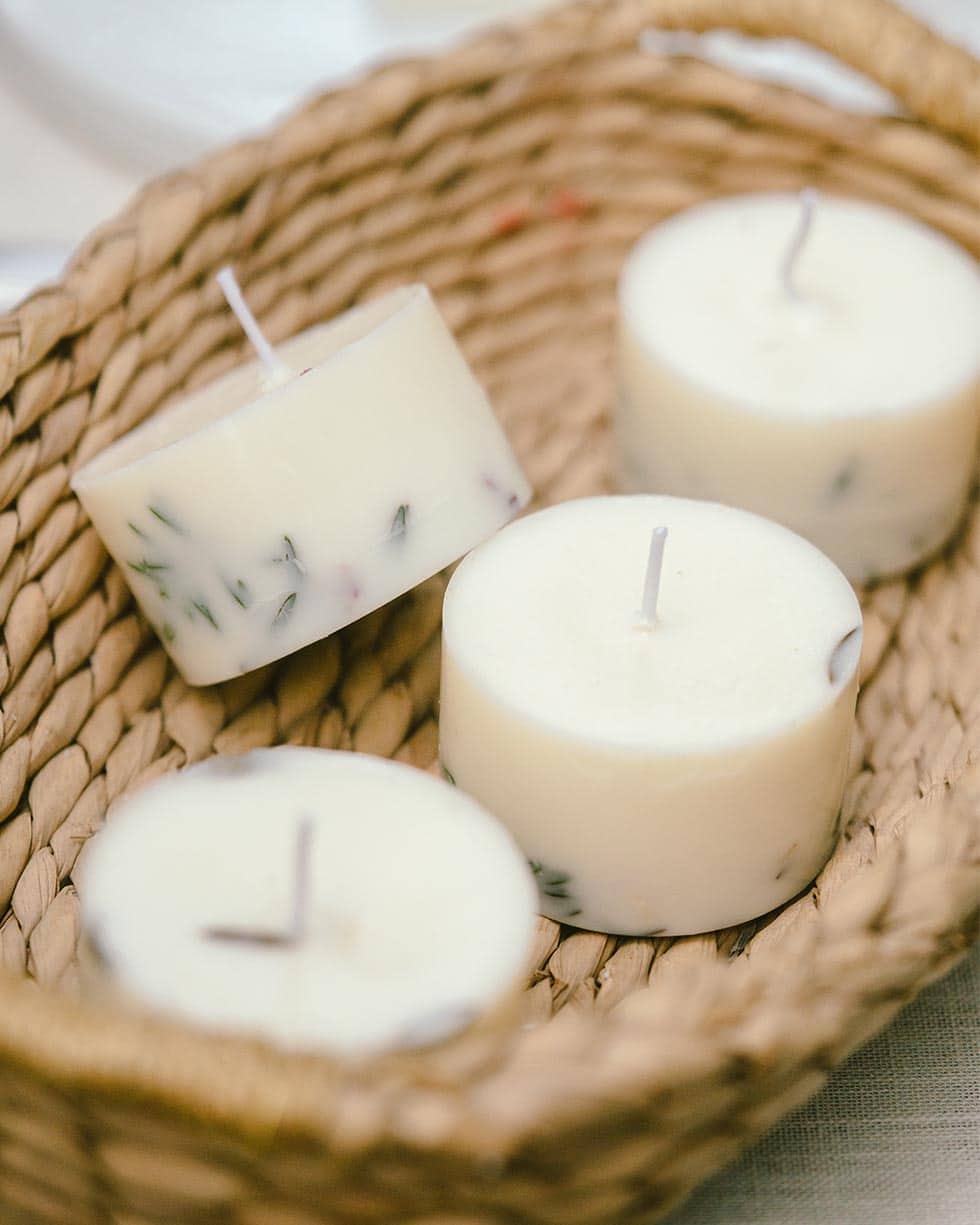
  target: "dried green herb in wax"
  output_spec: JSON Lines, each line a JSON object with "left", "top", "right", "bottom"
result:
{"left": 149, "top": 504, "right": 186, "bottom": 534}
{"left": 226, "top": 578, "right": 253, "bottom": 609}
{"left": 390, "top": 503, "right": 410, "bottom": 540}
{"left": 185, "top": 599, "right": 219, "bottom": 630}
{"left": 827, "top": 626, "right": 861, "bottom": 684}
{"left": 530, "top": 860, "right": 582, "bottom": 916}
{"left": 274, "top": 592, "right": 298, "bottom": 626}
{"left": 827, "top": 458, "right": 859, "bottom": 499}
{"left": 275, "top": 535, "right": 306, "bottom": 575}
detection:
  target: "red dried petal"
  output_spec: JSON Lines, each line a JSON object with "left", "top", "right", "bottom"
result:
{"left": 491, "top": 204, "right": 532, "bottom": 236}
{"left": 548, "top": 188, "right": 588, "bottom": 219}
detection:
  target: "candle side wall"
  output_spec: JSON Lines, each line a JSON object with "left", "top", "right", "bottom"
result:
{"left": 617, "top": 328, "right": 980, "bottom": 582}
{"left": 72, "top": 287, "right": 530, "bottom": 684}
{"left": 441, "top": 643, "right": 857, "bottom": 936}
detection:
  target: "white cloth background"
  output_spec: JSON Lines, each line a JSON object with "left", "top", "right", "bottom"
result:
{"left": 665, "top": 945, "right": 980, "bottom": 1223}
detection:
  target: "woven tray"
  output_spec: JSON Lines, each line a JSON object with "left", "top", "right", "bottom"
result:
{"left": 0, "top": 1, "right": 978, "bottom": 1222}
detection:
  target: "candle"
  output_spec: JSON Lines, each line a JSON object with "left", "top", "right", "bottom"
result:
{"left": 77, "top": 748, "right": 537, "bottom": 1055}
{"left": 439, "top": 495, "right": 862, "bottom": 936}
{"left": 617, "top": 193, "right": 980, "bottom": 583}
{"left": 71, "top": 282, "right": 531, "bottom": 686}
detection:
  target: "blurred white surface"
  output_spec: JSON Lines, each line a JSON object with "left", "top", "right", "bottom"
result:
{"left": 664, "top": 943, "right": 980, "bottom": 1225}
{"left": 0, "top": 0, "right": 977, "bottom": 254}
{"left": 0, "top": 0, "right": 560, "bottom": 175}
{"left": 0, "top": 68, "right": 134, "bottom": 261}
{"left": 0, "top": 242, "right": 70, "bottom": 311}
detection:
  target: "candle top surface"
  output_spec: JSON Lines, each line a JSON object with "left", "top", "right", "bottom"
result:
{"left": 73, "top": 284, "right": 428, "bottom": 487}
{"left": 619, "top": 193, "right": 980, "bottom": 417}
{"left": 79, "top": 747, "right": 536, "bottom": 1055}
{"left": 443, "top": 496, "right": 862, "bottom": 753}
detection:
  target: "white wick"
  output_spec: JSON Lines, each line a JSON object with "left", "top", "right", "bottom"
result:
{"left": 639, "top": 526, "right": 668, "bottom": 627}
{"left": 203, "top": 815, "right": 314, "bottom": 948}
{"left": 780, "top": 187, "right": 818, "bottom": 303}
{"left": 216, "top": 265, "right": 291, "bottom": 387}
{"left": 289, "top": 815, "right": 314, "bottom": 944}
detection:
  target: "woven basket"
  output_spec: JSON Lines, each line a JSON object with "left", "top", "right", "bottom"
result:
{"left": 0, "top": 0, "right": 978, "bottom": 1221}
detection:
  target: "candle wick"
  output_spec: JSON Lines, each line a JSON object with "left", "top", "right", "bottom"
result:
{"left": 289, "top": 814, "right": 314, "bottom": 944}
{"left": 780, "top": 187, "right": 818, "bottom": 303}
{"left": 640, "top": 525, "right": 668, "bottom": 627}
{"left": 216, "top": 265, "right": 291, "bottom": 387}
{"left": 202, "top": 815, "right": 314, "bottom": 949}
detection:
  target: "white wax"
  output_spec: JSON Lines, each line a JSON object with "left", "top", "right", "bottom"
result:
{"left": 617, "top": 193, "right": 980, "bottom": 581}
{"left": 78, "top": 747, "right": 536, "bottom": 1055}
{"left": 440, "top": 496, "right": 862, "bottom": 936}
{"left": 72, "top": 285, "right": 530, "bottom": 685}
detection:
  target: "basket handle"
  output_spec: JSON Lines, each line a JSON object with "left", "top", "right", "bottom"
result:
{"left": 634, "top": 0, "right": 980, "bottom": 146}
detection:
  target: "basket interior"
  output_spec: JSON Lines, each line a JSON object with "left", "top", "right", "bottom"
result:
{"left": 0, "top": 5, "right": 977, "bottom": 1218}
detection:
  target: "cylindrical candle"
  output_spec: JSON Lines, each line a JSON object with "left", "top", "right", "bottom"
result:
{"left": 617, "top": 193, "right": 980, "bottom": 583}
{"left": 77, "top": 747, "right": 537, "bottom": 1055}
{"left": 72, "top": 284, "right": 530, "bottom": 685}
{"left": 440, "top": 496, "right": 862, "bottom": 936}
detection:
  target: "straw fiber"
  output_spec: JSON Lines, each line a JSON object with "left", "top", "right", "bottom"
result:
{"left": 0, "top": 0, "right": 976, "bottom": 1221}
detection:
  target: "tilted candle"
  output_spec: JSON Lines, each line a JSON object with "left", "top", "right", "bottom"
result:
{"left": 77, "top": 748, "right": 537, "bottom": 1055}
{"left": 72, "top": 283, "right": 530, "bottom": 685}
{"left": 440, "top": 496, "right": 862, "bottom": 936}
{"left": 617, "top": 193, "right": 980, "bottom": 582}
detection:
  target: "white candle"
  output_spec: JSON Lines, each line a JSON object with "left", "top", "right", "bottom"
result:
{"left": 440, "top": 495, "right": 862, "bottom": 936}
{"left": 617, "top": 193, "right": 980, "bottom": 582}
{"left": 72, "top": 283, "right": 530, "bottom": 685}
{"left": 77, "top": 747, "right": 536, "bottom": 1055}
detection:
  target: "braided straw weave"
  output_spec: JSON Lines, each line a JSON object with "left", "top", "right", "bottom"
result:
{"left": 0, "top": 0, "right": 977, "bottom": 1221}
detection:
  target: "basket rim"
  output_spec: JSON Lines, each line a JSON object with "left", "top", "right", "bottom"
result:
{"left": 0, "top": 0, "right": 976, "bottom": 1164}
{"left": 0, "top": 783, "right": 975, "bottom": 1155}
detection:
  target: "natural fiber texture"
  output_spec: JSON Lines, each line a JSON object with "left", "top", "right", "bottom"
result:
{"left": 0, "top": 0, "right": 977, "bottom": 1221}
